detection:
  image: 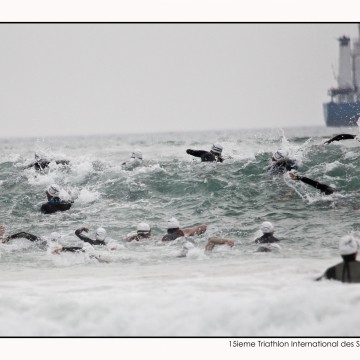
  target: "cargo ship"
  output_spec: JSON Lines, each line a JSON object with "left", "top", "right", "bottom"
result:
{"left": 323, "top": 25, "right": 360, "bottom": 127}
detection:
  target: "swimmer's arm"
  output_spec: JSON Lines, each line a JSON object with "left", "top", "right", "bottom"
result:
{"left": 186, "top": 149, "right": 207, "bottom": 158}
{"left": 289, "top": 173, "right": 333, "bottom": 194}
{"left": 52, "top": 246, "right": 84, "bottom": 254}
{"left": 205, "top": 238, "right": 234, "bottom": 251}
{"left": 183, "top": 224, "right": 207, "bottom": 236}
{"left": 75, "top": 227, "right": 95, "bottom": 243}
{"left": 324, "top": 134, "right": 356, "bottom": 144}
{"left": 7, "top": 232, "right": 39, "bottom": 242}
{"left": 126, "top": 234, "right": 138, "bottom": 242}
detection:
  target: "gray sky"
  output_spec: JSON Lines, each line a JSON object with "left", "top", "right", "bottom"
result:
{"left": 0, "top": 23, "right": 359, "bottom": 138}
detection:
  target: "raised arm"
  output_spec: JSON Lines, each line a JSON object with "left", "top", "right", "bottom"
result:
{"left": 183, "top": 224, "right": 207, "bottom": 236}
{"left": 324, "top": 134, "right": 357, "bottom": 144}
{"left": 205, "top": 238, "right": 234, "bottom": 251}
{"left": 75, "top": 227, "right": 105, "bottom": 245}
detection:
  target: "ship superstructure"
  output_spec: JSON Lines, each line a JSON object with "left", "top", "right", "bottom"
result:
{"left": 324, "top": 25, "right": 360, "bottom": 126}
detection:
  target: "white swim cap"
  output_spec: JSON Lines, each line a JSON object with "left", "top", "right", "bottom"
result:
{"left": 95, "top": 227, "right": 107, "bottom": 241}
{"left": 131, "top": 149, "right": 143, "bottom": 160}
{"left": 339, "top": 235, "right": 358, "bottom": 255}
{"left": 137, "top": 222, "right": 151, "bottom": 233}
{"left": 47, "top": 184, "right": 61, "bottom": 197}
{"left": 272, "top": 149, "right": 288, "bottom": 161}
{"left": 261, "top": 221, "right": 274, "bottom": 234}
{"left": 211, "top": 143, "right": 223, "bottom": 154}
{"left": 167, "top": 218, "right": 180, "bottom": 229}
{"left": 49, "top": 232, "right": 61, "bottom": 242}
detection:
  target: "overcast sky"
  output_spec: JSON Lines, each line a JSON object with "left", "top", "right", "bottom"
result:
{"left": 0, "top": 23, "right": 359, "bottom": 138}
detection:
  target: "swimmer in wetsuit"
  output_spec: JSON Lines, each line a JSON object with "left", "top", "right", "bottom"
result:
{"left": 75, "top": 226, "right": 108, "bottom": 245}
{"left": 122, "top": 149, "right": 143, "bottom": 166}
{"left": 126, "top": 222, "right": 152, "bottom": 242}
{"left": 289, "top": 172, "right": 336, "bottom": 195}
{"left": 24, "top": 151, "right": 70, "bottom": 171}
{"left": 316, "top": 235, "right": 360, "bottom": 283}
{"left": 40, "top": 184, "right": 73, "bottom": 214}
{"left": 161, "top": 218, "right": 207, "bottom": 241}
{"left": 324, "top": 134, "right": 360, "bottom": 145}
{"left": 186, "top": 142, "right": 224, "bottom": 163}
{"left": 254, "top": 221, "right": 280, "bottom": 252}
{"left": 268, "top": 149, "right": 297, "bottom": 175}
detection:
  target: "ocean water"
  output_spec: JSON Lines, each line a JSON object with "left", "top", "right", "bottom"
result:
{"left": 1, "top": 126, "right": 360, "bottom": 336}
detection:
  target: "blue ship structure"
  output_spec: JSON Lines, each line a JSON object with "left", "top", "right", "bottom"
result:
{"left": 324, "top": 28, "right": 360, "bottom": 127}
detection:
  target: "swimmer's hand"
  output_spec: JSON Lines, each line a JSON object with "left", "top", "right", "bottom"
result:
{"left": 225, "top": 240, "right": 234, "bottom": 247}
{"left": 0, "top": 226, "right": 5, "bottom": 237}
{"left": 83, "top": 227, "right": 89, "bottom": 233}
{"left": 52, "top": 247, "right": 63, "bottom": 254}
{"left": 1, "top": 236, "right": 10, "bottom": 244}
{"left": 289, "top": 172, "right": 298, "bottom": 180}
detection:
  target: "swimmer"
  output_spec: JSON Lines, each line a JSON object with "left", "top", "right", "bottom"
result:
{"left": 268, "top": 149, "right": 297, "bottom": 175}
{"left": 254, "top": 222, "right": 280, "bottom": 253}
{"left": 289, "top": 172, "right": 336, "bottom": 195}
{"left": 24, "top": 151, "right": 69, "bottom": 171}
{"left": 75, "top": 226, "right": 107, "bottom": 246}
{"left": 255, "top": 222, "right": 279, "bottom": 244}
{"left": 122, "top": 149, "right": 143, "bottom": 166}
{"left": 186, "top": 142, "right": 224, "bottom": 163}
{"left": 1, "top": 229, "right": 62, "bottom": 249}
{"left": 316, "top": 235, "right": 360, "bottom": 283}
{"left": 205, "top": 238, "right": 234, "bottom": 251}
{"left": 40, "top": 184, "right": 73, "bottom": 214}
{"left": 126, "top": 222, "right": 152, "bottom": 242}
{"left": 324, "top": 134, "right": 360, "bottom": 145}
{"left": 161, "top": 218, "right": 207, "bottom": 241}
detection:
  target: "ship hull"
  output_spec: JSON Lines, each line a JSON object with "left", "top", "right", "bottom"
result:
{"left": 323, "top": 102, "right": 360, "bottom": 126}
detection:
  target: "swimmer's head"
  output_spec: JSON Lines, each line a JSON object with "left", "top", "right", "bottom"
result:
{"left": 272, "top": 149, "right": 288, "bottom": 162}
{"left": 49, "top": 232, "right": 61, "bottom": 242}
{"left": 339, "top": 235, "right": 358, "bottom": 256}
{"left": 137, "top": 222, "right": 151, "bottom": 234}
{"left": 46, "top": 184, "right": 61, "bottom": 198}
{"left": 261, "top": 221, "right": 274, "bottom": 234}
{"left": 131, "top": 149, "right": 143, "bottom": 160}
{"left": 211, "top": 143, "right": 223, "bottom": 155}
{"left": 167, "top": 218, "right": 180, "bottom": 230}
{"left": 95, "top": 227, "right": 107, "bottom": 241}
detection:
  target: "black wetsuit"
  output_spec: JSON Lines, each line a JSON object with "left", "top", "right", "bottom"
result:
{"left": 268, "top": 159, "right": 297, "bottom": 175}
{"left": 321, "top": 258, "right": 360, "bottom": 283}
{"left": 186, "top": 149, "right": 223, "bottom": 163}
{"left": 25, "top": 159, "right": 70, "bottom": 171}
{"left": 75, "top": 227, "right": 106, "bottom": 245}
{"left": 295, "top": 175, "right": 336, "bottom": 195}
{"left": 325, "top": 134, "right": 357, "bottom": 144}
{"left": 40, "top": 197, "right": 73, "bottom": 214}
{"left": 162, "top": 228, "right": 185, "bottom": 241}
{"left": 255, "top": 234, "right": 280, "bottom": 244}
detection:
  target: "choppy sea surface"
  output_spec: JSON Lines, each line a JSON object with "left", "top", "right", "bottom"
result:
{"left": 1, "top": 126, "right": 360, "bottom": 336}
